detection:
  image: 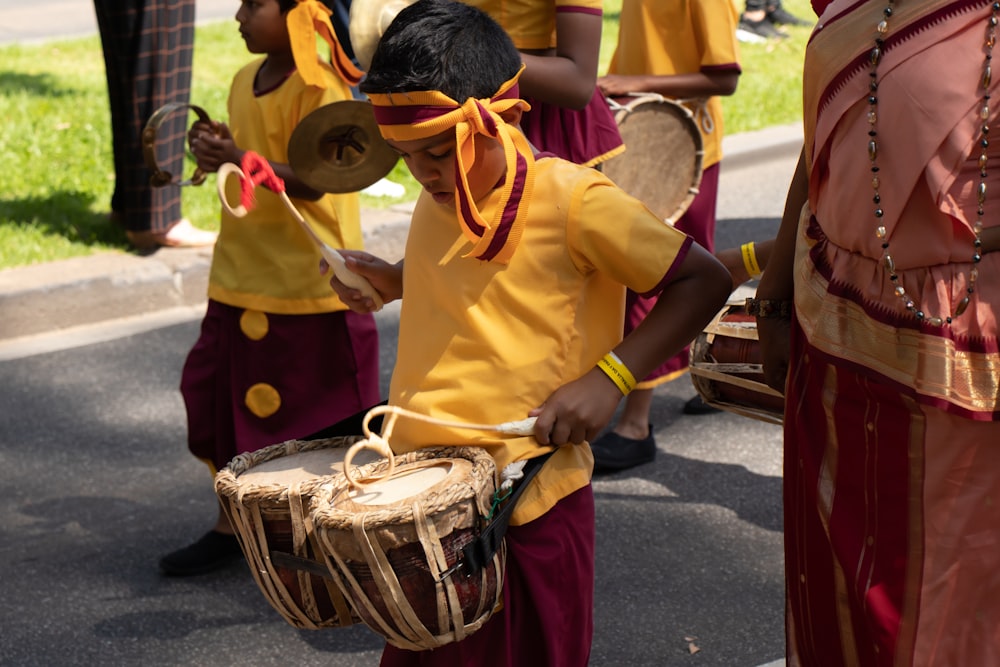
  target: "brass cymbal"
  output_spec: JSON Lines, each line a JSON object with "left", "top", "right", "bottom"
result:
{"left": 349, "top": 0, "right": 418, "bottom": 71}
{"left": 143, "top": 102, "right": 214, "bottom": 187}
{"left": 288, "top": 100, "right": 398, "bottom": 194}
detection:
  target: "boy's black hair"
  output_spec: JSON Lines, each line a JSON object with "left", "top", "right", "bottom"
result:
{"left": 278, "top": 0, "right": 297, "bottom": 12}
{"left": 359, "top": 0, "right": 522, "bottom": 102}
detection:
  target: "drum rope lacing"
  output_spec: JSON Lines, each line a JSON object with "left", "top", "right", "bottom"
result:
{"left": 607, "top": 92, "right": 715, "bottom": 134}
{"left": 344, "top": 403, "right": 538, "bottom": 493}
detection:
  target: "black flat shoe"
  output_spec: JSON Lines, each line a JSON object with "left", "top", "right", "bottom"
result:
{"left": 590, "top": 426, "right": 656, "bottom": 473}
{"left": 682, "top": 395, "right": 723, "bottom": 416}
{"left": 767, "top": 7, "right": 812, "bottom": 27}
{"left": 738, "top": 15, "right": 788, "bottom": 40}
{"left": 159, "top": 531, "right": 243, "bottom": 577}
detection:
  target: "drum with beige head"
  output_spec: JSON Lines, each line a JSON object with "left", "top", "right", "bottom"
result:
{"left": 214, "top": 435, "right": 380, "bottom": 629}
{"left": 310, "top": 442, "right": 503, "bottom": 650}
{"left": 603, "top": 94, "right": 704, "bottom": 224}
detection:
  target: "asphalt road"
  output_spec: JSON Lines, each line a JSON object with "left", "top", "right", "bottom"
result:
{"left": 0, "top": 148, "right": 794, "bottom": 666}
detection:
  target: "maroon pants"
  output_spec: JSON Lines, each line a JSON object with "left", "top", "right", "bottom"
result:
{"left": 181, "top": 301, "right": 381, "bottom": 471}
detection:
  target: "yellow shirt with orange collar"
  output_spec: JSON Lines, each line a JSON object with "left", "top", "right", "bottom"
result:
{"left": 607, "top": 0, "right": 741, "bottom": 168}
{"left": 386, "top": 156, "right": 691, "bottom": 525}
{"left": 208, "top": 58, "right": 361, "bottom": 315}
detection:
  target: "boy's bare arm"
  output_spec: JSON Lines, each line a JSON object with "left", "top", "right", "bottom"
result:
{"left": 531, "top": 242, "right": 732, "bottom": 446}
{"left": 323, "top": 250, "right": 404, "bottom": 312}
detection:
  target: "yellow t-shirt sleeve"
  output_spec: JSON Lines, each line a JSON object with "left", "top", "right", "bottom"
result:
{"left": 566, "top": 175, "right": 690, "bottom": 295}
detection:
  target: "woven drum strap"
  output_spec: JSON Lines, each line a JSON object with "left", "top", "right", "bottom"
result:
{"left": 352, "top": 512, "right": 438, "bottom": 649}
{"left": 459, "top": 451, "right": 553, "bottom": 575}
{"left": 231, "top": 486, "right": 316, "bottom": 628}
{"left": 287, "top": 484, "right": 321, "bottom": 621}
{"left": 289, "top": 482, "right": 356, "bottom": 627}
{"left": 412, "top": 500, "right": 467, "bottom": 644}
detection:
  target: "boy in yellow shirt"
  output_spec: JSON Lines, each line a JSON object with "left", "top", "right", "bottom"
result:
{"left": 159, "top": 0, "right": 380, "bottom": 576}
{"left": 327, "top": 0, "right": 732, "bottom": 663}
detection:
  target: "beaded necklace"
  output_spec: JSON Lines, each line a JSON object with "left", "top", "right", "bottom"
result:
{"left": 868, "top": 1, "right": 999, "bottom": 326}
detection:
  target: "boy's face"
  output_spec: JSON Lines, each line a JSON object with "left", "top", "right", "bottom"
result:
{"left": 386, "top": 130, "right": 508, "bottom": 206}
{"left": 236, "top": 0, "right": 289, "bottom": 55}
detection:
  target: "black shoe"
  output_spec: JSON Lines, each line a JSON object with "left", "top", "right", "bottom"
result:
{"left": 738, "top": 16, "right": 788, "bottom": 40}
{"left": 159, "top": 531, "right": 244, "bottom": 576}
{"left": 590, "top": 426, "right": 656, "bottom": 473}
{"left": 682, "top": 395, "right": 722, "bottom": 416}
{"left": 766, "top": 7, "right": 812, "bottom": 26}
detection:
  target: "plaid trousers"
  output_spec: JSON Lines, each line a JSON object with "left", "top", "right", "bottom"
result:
{"left": 94, "top": 0, "right": 195, "bottom": 233}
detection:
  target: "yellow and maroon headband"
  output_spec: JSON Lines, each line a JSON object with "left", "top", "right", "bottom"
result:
{"left": 368, "top": 68, "right": 535, "bottom": 264}
{"left": 287, "top": 0, "right": 363, "bottom": 88}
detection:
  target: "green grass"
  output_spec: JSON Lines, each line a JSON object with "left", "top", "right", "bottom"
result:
{"left": 0, "top": 0, "right": 811, "bottom": 270}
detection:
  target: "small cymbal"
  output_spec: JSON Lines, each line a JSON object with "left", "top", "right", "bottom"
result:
{"left": 349, "top": 0, "right": 418, "bottom": 71}
{"left": 143, "top": 102, "right": 213, "bottom": 187}
{"left": 288, "top": 100, "right": 398, "bottom": 194}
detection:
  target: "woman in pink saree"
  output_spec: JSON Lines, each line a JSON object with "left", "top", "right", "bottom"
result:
{"left": 753, "top": 0, "right": 1000, "bottom": 664}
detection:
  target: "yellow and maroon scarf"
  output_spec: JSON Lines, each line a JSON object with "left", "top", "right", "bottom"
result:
{"left": 287, "top": 0, "right": 362, "bottom": 88}
{"left": 368, "top": 69, "right": 535, "bottom": 264}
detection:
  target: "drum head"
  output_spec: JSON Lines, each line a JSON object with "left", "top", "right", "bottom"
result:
{"left": 238, "top": 446, "right": 380, "bottom": 487}
{"left": 602, "top": 96, "right": 704, "bottom": 223}
{"left": 349, "top": 460, "right": 467, "bottom": 506}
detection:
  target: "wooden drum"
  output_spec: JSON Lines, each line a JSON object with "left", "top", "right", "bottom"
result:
{"left": 214, "top": 435, "right": 379, "bottom": 629}
{"left": 689, "top": 302, "right": 785, "bottom": 425}
{"left": 310, "top": 445, "right": 502, "bottom": 651}
{"left": 602, "top": 94, "right": 704, "bottom": 224}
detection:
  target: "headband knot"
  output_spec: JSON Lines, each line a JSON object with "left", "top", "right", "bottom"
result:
{"left": 368, "top": 67, "right": 535, "bottom": 264}
{"left": 287, "top": 0, "right": 362, "bottom": 88}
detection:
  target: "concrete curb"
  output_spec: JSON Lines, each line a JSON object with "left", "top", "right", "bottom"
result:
{"left": 0, "top": 204, "right": 414, "bottom": 343}
{"left": 0, "top": 124, "right": 801, "bottom": 343}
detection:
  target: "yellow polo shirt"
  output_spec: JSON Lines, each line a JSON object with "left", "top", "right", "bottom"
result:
{"left": 607, "top": 0, "right": 741, "bottom": 168}
{"left": 387, "top": 156, "right": 690, "bottom": 524}
{"left": 208, "top": 58, "right": 362, "bottom": 314}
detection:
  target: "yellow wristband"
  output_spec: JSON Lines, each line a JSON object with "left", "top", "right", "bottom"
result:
{"left": 741, "top": 242, "right": 763, "bottom": 280}
{"left": 597, "top": 351, "right": 636, "bottom": 396}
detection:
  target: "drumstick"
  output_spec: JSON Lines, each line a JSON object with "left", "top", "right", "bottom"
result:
{"left": 340, "top": 406, "right": 540, "bottom": 491}
{"left": 362, "top": 405, "right": 538, "bottom": 438}
{"left": 217, "top": 155, "right": 384, "bottom": 311}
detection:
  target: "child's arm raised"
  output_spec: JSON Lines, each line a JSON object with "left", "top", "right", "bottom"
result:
{"left": 530, "top": 242, "right": 732, "bottom": 446}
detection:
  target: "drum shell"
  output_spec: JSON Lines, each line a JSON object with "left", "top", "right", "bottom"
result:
{"left": 310, "top": 447, "right": 502, "bottom": 650}
{"left": 601, "top": 94, "right": 704, "bottom": 223}
{"left": 215, "top": 436, "right": 367, "bottom": 629}
{"left": 689, "top": 303, "right": 785, "bottom": 424}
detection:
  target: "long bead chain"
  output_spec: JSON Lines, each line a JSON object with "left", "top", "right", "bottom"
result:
{"left": 868, "top": 1, "right": 999, "bottom": 326}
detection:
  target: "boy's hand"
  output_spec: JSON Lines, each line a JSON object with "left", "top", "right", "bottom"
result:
{"left": 322, "top": 250, "right": 403, "bottom": 313}
{"left": 529, "top": 369, "right": 623, "bottom": 446}
{"left": 189, "top": 120, "right": 238, "bottom": 172}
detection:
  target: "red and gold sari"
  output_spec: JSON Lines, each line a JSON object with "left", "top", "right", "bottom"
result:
{"left": 785, "top": 0, "right": 1000, "bottom": 664}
